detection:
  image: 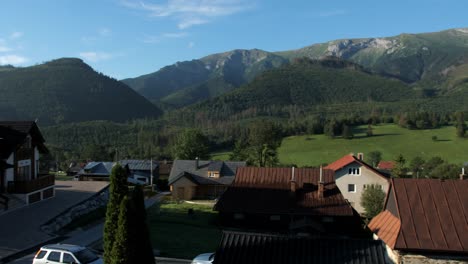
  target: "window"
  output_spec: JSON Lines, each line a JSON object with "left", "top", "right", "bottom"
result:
{"left": 63, "top": 253, "right": 76, "bottom": 263}
{"left": 35, "top": 250, "right": 47, "bottom": 259}
{"left": 348, "top": 184, "right": 356, "bottom": 193}
{"left": 348, "top": 167, "right": 360, "bottom": 175}
{"left": 17, "top": 165, "right": 31, "bottom": 181}
{"left": 47, "top": 251, "right": 61, "bottom": 262}
{"left": 208, "top": 171, "right": 215, "bottom": 177}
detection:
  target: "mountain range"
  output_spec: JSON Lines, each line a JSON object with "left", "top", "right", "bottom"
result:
{"left": 123, "top": 28, "right": 468, "bottom": 108}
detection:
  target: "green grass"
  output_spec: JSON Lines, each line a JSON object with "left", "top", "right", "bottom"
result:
{"left": 279, "top": 124, "right": 468, "bottom": 167}
{"left": 210, "top": 151, "right": 232, "bottom": 161}
{"left": 209, "top": 124, "right": 468, "bottom": 167}
{"left": 147, "top": 201, "right": 220, "bottom": 259}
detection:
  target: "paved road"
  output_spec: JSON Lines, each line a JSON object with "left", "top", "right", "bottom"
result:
{"left": 0, "top": 181, "right": 108, "bottom": 261}
{"left": 6, "top": 192, "right": 170, "bottom": 264}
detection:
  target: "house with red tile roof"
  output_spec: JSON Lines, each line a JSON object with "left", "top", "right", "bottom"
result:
{"left": 368, "top": 178, "right": 468, "bottom": 263}
{"left": 214, "top": 167, "right": 365, "bottom": 236}
{"left": 325, "top": 153, "right": 390, "bottom": 215}
{"left": 377, "top": 161, "right": 395, "bottom": 170}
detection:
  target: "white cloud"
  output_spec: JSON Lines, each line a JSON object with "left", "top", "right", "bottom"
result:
{"left": 0, "top": 54, "right": 28, "bottom": 65}
{"left": 79, "top": 51, "right": 113, "bottom": 62}
{"left": 9, "top": 32, "right": 23, "bottom": 39}
{"left": 188, "top": 41, "right": 195, "bottom": 48}
{"left": 122, "top": 0, "right": 254, "bottom": 29}
{"left": 319, "top": 10, "right": 347, "bottom": 17}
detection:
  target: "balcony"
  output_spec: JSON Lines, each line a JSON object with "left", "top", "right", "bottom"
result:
{"left": 7, "top": 174, "right": 55, "bottom": 194}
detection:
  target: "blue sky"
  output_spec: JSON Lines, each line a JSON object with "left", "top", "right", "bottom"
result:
{"left": 0, "top": 0, "right": 467, "bottom": 79}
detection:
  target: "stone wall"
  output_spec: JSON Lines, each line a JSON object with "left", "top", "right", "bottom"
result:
{"left": 41, "top": 186, "right": 109, "bottom": 234}
{"left": 400, "top": 254, "right": 468, "bottom": 264}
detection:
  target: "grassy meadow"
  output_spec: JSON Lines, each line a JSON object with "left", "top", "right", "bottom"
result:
{"left": 147, "top": 200, "right": 220, "bottom": 259}
{"left": 212, "top": 124, "right": 467, "bottom": 167}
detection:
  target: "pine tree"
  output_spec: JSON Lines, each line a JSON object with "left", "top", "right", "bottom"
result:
{"left": 110, "top": 196, "right": 130, "bottom": 264}
{"left": 128, "top": 185, "right": 155, "bottom": 264}
{"left": 103, "top": 164, "right": 128, "bottom": 264}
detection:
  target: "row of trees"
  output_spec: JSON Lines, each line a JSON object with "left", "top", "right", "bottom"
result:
{"left": 103, "top": 165, "right": 155, "bottom": 264}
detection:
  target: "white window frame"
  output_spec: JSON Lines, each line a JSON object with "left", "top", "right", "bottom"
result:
{"left": 348, "top": 167, "right": 361, "bottom": 176}
{"left": 348, "top": 184, "right": 356, "bottom": 193}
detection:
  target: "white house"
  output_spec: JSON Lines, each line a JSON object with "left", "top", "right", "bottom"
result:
{"left": 325, "top": 153, "right": 390, "bottom": 214}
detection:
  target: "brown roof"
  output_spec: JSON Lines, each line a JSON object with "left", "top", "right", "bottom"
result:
{"left": 369, "top": 178, "right": 468, "bottom": 254}
{"left": 0, "top": 121, "right": 48, "bottom": 153}
{"left": 214, "top": 167, "right": 354, "bottom": 216}
{"left": 325, "top": 154, "right": 389, "bottom": 181}
{"left": 377, "top": 161, "right": 395, "bottom": 170}
{"left": 368, "top": 210, "right": 400, "bottom": 248}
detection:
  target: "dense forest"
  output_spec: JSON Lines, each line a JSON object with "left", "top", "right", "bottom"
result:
{"left": 0, "top": 58, "right": 161, "bottom": 125}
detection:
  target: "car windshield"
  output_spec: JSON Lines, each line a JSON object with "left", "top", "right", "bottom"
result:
{"left": 74, "top": 249, "right": 98, "bottom": 263}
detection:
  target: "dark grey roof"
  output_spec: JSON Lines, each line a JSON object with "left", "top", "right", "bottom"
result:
{"left": 207, "top": 160, "right": 223, "bottom": 171}
{"left": 168, "top": 160, "right": 246, "bottom": 185}
{"left": 214, "top": 231, "right": 388, "bottom": 264}
{"left": 78, "top": 162, "right": 115, "bottom": 176}
{"left": 119, "top": 159, "right": 158, "bottom": 171}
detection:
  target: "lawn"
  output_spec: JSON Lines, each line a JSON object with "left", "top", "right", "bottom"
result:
{"left": 210, "top": 124, "right": 468, "bottom": 167}
{"left": 279, "top": 124, "right": 468, "bottom": 167}
{"left": 147, "top": 200, "right": 221, "bottom": 259}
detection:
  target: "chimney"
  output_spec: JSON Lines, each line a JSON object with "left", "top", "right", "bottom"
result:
{"left": 357, "top": 152, "right": 364, "bottom": 161}
{"left": 195, "top": 157, "right": 199, "bottom": 169}
{"left": 460, "top": 167, "right": 466, "bottom": 180}
{"left": 290, "top": 167, "right": 296, "bottom": 192}
{"left": 318, "top": 165, "right": 324, "bottom": 199}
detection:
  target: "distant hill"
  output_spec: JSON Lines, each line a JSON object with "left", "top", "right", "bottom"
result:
{"left": 188, "top": 57, "right": 417, "bottom": 119}
{"left": 122, "top": 49, "right": 288, "bottom": 108}
{"left": 126, "top": 28, "right": 468, "bottom": 109}
{"left": 0, "top": 58, "right": 161, "bottom": 125}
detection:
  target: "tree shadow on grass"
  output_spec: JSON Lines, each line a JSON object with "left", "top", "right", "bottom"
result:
{"left": 353, "top": 133, "right": 401, "bottom": 139}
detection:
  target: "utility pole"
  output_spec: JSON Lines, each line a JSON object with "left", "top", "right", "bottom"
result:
{"left": 150, "top": 157, "right": 153, "bottom": 187}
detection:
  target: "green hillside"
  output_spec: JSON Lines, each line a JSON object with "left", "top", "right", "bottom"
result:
{"left": 279, "top": 124, "right": 467, "bottom": 167}
{"left": 187, "top": 57, "right": 416, "bottom": 121}
{"left": 0, "top": 58, "right": 161, "bottom": 125}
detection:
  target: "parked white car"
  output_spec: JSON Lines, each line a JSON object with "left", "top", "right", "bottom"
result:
{"left": 191, "top": 253, "right": 215, "bottom": 264}
{"left": 32, "top": 244, "right": 102, "bottom": 264}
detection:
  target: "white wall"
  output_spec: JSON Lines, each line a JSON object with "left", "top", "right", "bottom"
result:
{"left": 335, "top": 161, "right": 389, "bottom": 214}
{"left": 5, "top": 152, "right": 14, "bottom": 183}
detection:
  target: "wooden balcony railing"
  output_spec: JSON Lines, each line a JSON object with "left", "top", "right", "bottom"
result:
{"left": 8, "top": 174, "right": 55, "bottom": 194}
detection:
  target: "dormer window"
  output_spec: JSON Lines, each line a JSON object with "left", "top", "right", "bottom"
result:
{"left": 208, "top": 171, "right": 220, "bottom": 178}
{"left": 348, "top": 167, "right": 360, "bottom": 175}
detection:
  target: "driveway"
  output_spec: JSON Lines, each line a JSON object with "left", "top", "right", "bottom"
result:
{"left": 0, "top": 181, "right": 108, "bottom": 260}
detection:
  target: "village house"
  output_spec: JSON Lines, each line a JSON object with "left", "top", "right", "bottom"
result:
{"left": 368, "top": 177, "right": 468, "bottom": 263}
{"left": 0, "top": 121, "right": 55, "bottom": 209}
{"left": 326, "top": 153, "right": 390, "bottom": 214}
{"left": 168, "top": 159, "right": 246, "bottom": 200}
{"left": 214, "top": 167, "right": 365, "bottom": 236}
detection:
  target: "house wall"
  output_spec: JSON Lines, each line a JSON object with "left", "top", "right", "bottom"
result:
{"left": 399, "top": 253, "right": 468, "bottom": 264}
{"left": 5, "top": 153, "right": 14, "bottom": 183}
{"left": 171, "top": 177, "right": 197, "bottom": 200}
{"left": 335, "top": 162, "right": 389, "bottom": 214}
